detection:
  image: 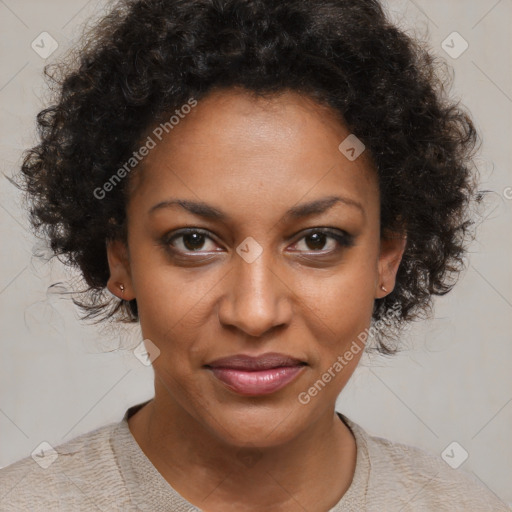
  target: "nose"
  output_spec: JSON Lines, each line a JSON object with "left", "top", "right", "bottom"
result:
{"left": 217, "top": 249, "right": 293, "bottom": 338}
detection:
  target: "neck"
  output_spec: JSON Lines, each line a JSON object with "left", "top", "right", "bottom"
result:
{"left": 128, "top": 387, "right": 356, "bottom": 511}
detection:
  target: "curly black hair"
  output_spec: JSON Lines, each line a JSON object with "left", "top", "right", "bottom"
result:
{"left": 18, "top": 0, "right": 482, "bottom": 354}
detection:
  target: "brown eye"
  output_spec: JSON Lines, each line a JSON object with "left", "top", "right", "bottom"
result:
{"left": 182, "top": 232, "right": 207, "bottom": 251}
{"left": 164, "top": 229, "right": 220, "bottom": 253}
{"left": 290, "top": 228, "right": 355, "bottom": 254}
{"left": 304, "top": 232, "right": 329, "bottom": 251}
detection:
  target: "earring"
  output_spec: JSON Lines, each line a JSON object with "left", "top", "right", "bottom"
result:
{"left": 380, "top": 285, "right": 388, "bottom": 293}
{"left": 119, "top": 284, "right": 125, "bottom": 296}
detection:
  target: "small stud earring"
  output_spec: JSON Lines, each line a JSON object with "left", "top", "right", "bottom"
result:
{"left": 119, "top": 284, "right": 125, "bottom": 295}
{"left": 380, "top": 285, "right": 388, "bottom": 293}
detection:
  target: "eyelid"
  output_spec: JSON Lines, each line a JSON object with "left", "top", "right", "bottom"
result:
{"left": 288, "top": 227, "right": 355, "bottom": 250}
{"left": 163, "top": 228, "right": 221, "bottom": 251}
{"left": 162, "top": 226, "right": 354, "bottom": 255}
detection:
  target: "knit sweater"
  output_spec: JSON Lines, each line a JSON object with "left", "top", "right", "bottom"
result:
{"left": 1, "top": 401, "right": 509, "bottom": 511}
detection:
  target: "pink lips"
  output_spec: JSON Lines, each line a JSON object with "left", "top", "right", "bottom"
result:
{"left": 205, "top": 353, "right": 306, "bottom": 396}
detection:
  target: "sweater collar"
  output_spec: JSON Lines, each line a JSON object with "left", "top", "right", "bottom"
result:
{"left": 111, "top": 401, "right": 370, "bottom": 511}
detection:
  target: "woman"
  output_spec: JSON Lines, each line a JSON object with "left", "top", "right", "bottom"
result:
{"left": 1, "top": 0, "right": 509, "bottom": 510}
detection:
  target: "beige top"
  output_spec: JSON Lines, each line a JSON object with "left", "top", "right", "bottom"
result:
{"left": 1, "top": 401, "right": 509, "bottom": 511}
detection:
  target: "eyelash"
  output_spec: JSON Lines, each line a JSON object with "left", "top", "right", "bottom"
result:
{"left": 161, "top": 227, "right": 355, "bottom": 257}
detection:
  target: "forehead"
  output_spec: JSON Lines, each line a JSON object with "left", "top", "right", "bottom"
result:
{"left": 128, "top": 88, "right": 379, "bottom": 223}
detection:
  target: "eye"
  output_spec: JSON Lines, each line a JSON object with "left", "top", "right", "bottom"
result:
{"left": 164, "top": 228, "right": 221, "bottom": 253}
{"left": 289, "top": 228, "right": 354, "bottom": 254}
{"left": 162, "top": 227, "right": 354, "bottom": 257}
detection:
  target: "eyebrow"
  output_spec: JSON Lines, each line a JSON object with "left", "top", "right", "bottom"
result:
{"left": 148, "top": 195, "right": 364, "bottom": 220}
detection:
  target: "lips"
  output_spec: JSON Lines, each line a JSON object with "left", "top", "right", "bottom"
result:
{"left": 206, "top": 353, "right": 305, "bottom": 371}
{"left": 204, "top": 352, "right": 307, "bottom": 396}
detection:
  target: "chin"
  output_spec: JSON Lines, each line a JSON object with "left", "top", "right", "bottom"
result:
{"left": 202, "top": 402, "right": 309, "bottom": 449}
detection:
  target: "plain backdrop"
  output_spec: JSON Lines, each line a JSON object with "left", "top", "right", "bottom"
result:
{"left": 1, "top": 0, "right": 511, "bottom": 506}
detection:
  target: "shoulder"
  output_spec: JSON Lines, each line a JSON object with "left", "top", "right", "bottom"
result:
{"left": 0, "top": 421, "right": 133, "bottom": 511}
{"left": 344, "top": 416, "right": 510, "bottom": 511}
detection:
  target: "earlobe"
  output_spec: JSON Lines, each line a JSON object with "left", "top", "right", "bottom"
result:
{"left": 106, "top": 239, "right": 135, "bottom": 300}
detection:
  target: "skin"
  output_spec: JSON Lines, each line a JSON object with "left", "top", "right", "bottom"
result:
{"left": 106, "top": 87, "right": 406, "bottom": 512}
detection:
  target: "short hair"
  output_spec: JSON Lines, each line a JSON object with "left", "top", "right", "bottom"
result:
{"left": 18, "top": 0, "right": 482, "bottom": 354}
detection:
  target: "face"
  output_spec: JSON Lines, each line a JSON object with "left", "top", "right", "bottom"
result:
{"left": 107, "top": 88, "right": 405, "bottom": 447}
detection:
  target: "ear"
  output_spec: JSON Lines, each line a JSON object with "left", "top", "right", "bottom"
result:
{"left": 106, "top": 239, "right": 135, "bottom": 300}
{"left": 376, "top": 229, "right": 407, "bottom": 299}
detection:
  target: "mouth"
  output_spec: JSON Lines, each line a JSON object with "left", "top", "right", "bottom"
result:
{"left": 204, "top": 353, "right": 307, "bottom": 396}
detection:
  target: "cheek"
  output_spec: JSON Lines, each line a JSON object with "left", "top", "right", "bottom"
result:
{"left": 297, "top": 277, "right": 373, "bottom": 406}
{"left": 130, "top": 223, "right": 379, "bottom": 357}
{"left": 308, "top": 280, "right": 374, "bottom": 378}
{"left": 295, "top": 248, "right": 378, "bottom": 394}
{"left": 298, "top": 250, "right": 378, "bottom": 336}
{"left": 128, "top": 241, "right": 213, "bottom": 334}
{"left": 131, "top": 259, "right": 220, "bottom": 378}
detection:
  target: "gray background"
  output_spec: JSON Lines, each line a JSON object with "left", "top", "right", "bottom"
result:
{"left": 1, "top": 0, "right": 511, "bottom": 506}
